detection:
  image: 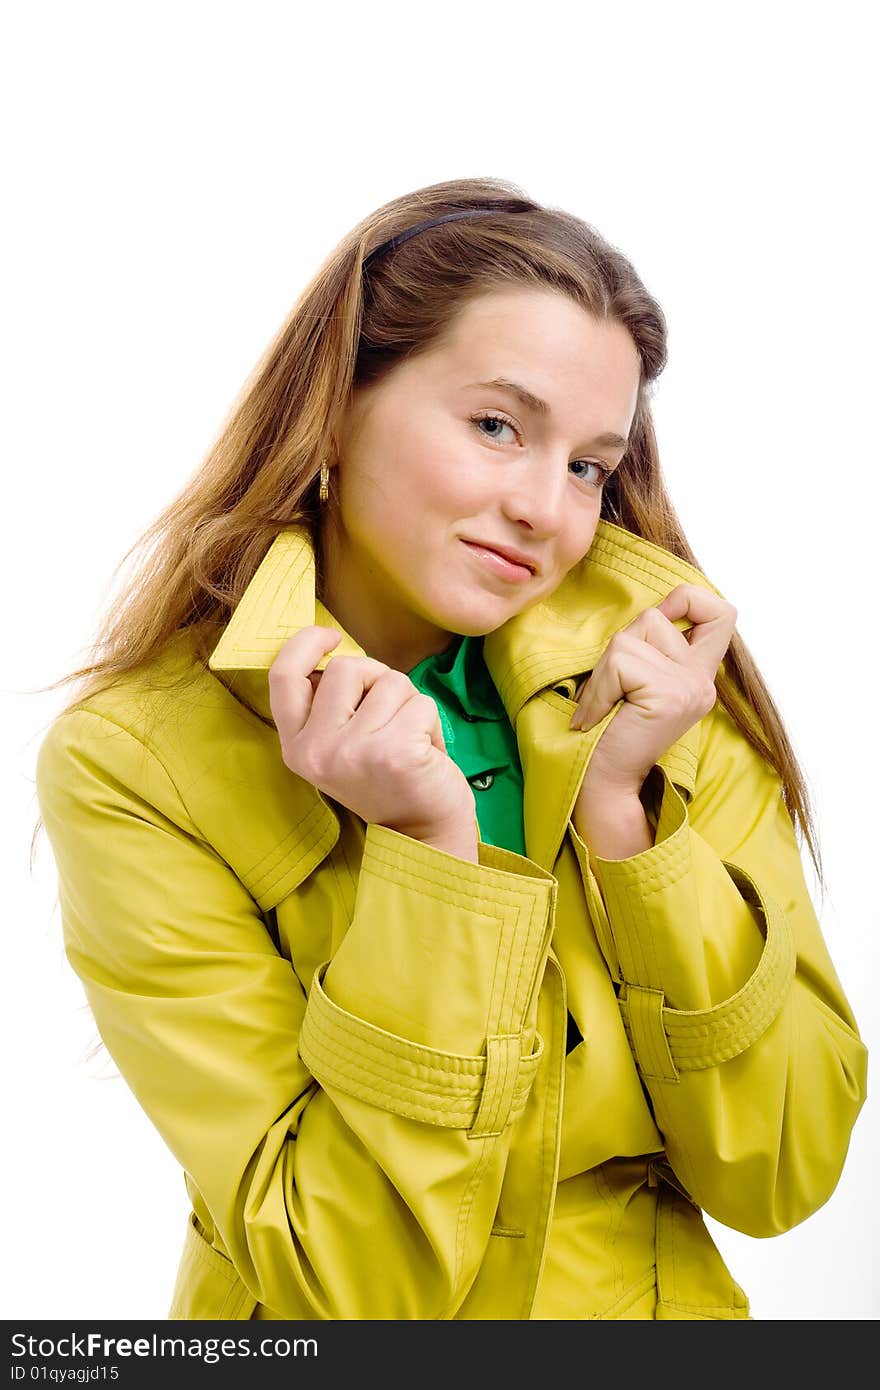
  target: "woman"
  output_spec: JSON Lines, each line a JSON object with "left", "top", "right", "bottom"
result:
{"left": 33, "top": 176, "right": 867, "bottom": 1320}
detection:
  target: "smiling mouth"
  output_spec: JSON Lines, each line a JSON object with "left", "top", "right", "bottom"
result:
{"left": 461, "top": 540, "right": 535, "bottom": 581}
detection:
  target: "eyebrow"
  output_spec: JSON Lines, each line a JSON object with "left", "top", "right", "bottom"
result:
{"left": 464, "top": 377, "right": 631, "bottom": 451}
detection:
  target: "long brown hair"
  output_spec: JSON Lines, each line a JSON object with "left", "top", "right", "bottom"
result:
{"left": 30, "top": 174, "right": 824, "bottom": 889}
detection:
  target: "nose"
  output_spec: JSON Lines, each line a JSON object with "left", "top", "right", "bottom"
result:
{"left": 499, "top": 453, "right": 571, "bottom": 534}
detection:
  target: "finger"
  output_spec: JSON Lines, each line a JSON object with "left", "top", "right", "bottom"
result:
{"left": 570, "top": 643, "right": 629, "bottom": 732}
{"left": 425, "top": 700, "right": 449, "bottom": 756}
{"left": 654, "top": 585, "right": 737, "bottom": 675}
{"left": 306, "top": 661, "right": 448, "bottom": 755}
{"left": 345, "top": 668, "right": 430, "bottom": 737}
{"left": 571, "top": 622, "right": 680, "bottom": 731}
{"left": 574, "top": 599, "right": 697, "bottom": 716}
{"left": 347, "top": 671, "right": 452, "bottom": 760}
{"left": 268, "top": 626, "right": 345, "bottom": 738}
{"left": 301, "top": 651, "right": 396, "bottom": 738}
{"left": 369, "top": 684, "right": 450, "bottom": 757}
{"left": 624, "top": 605, "right": 693, "bottom": 664}
{"left": 271, "top": 625, "right": 344, "bottom": 681}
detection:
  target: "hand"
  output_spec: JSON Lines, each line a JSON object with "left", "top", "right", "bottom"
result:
{"left": 268, "top": 626, "right": 477, "bottom": 842}
{"left": 570, "top": 584, "right": 738, "bottom": 801}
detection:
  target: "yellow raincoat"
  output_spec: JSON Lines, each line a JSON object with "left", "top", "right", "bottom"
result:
{"left": 34, "top": 518, "right": 868, "bottom": 1320}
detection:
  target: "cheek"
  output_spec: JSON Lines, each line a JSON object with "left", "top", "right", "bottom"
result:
{"left": 556, "top": 517, "right": 600, "bottom": 574}
{"left": 573, "top": 523, "right": 601, "bottom": 566}
{"left": 404, "top": 443, "right": 478, "bottom": 510}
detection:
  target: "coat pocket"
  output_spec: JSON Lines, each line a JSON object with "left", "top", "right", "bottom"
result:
{"left": 168, "top": 1211, "right": 258, "bottom": 1321}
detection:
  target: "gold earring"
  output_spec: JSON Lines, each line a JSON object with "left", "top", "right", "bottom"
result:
{"left": 319, "top": 456, "right": 330, "bottom": 503}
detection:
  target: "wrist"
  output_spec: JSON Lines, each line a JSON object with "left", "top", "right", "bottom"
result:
{"left": 573, "top": 785, "right": 654, "bottom": 862}
{"left": 418, "top": 829, "right": 480, "bottom": 863}
{"left": 380, "top": 813, "right": 480, "bottom": 863}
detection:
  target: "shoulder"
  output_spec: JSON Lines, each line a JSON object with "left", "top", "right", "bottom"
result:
{"left": 36, "top": 625, "right": 273, "bottom": 811}
{"left": 35, "top": 626, "right": 322, "bottom": 886}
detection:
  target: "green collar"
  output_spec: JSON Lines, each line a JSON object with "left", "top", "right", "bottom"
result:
{"left": 406, "top": 633, "right": 506, "bottom": 723}
{"left": 406, "top": 631, "right": 525, "bottom": 855}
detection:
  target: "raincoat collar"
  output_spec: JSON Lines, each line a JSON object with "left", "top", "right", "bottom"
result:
{"left": 207, "top": 517, "right": 724, "bottom": 728}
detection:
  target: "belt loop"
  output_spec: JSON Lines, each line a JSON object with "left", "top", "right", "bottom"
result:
{"left": 625, "top": 986, "right": 679, "bottom": 1082}
{"left": 468, "top": 1034, "right": 522, "bottom": 1139}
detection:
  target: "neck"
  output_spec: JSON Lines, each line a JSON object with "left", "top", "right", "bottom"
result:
{"left": 315, "top": 518, "right": 455, "bottom": 673}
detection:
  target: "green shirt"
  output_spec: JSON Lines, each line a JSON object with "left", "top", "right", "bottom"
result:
{"left": 406, "top": 632, "right": 526, "bottom": 857}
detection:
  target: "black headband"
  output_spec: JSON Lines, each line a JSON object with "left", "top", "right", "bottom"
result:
{"left": 362, "top": 202, "right": 531, "bottom": 272}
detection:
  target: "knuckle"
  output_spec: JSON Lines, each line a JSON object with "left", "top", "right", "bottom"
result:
{"left": 673, "top": 686, "right": 692, "bottom": 717}
{"left": 383, "top": 667, "right": 415, "bottom": 690}
{"left": 700, "top": 678, "right": 718, "bottom": 709}
{"left": 323, "top": 653, "right": 352, "bottom": 674}
{"left": 389, "top": 746, "right": 413, "bottom": 774}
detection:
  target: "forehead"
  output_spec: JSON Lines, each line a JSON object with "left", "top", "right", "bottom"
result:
{"left": 424, "top": 288, "right": 637, "bottom": 373}
{"left": 414, "top": 289, "right": 641, "bottom": 410}
{"left": 441, "top": 287, "right": 589, "bottom": 346}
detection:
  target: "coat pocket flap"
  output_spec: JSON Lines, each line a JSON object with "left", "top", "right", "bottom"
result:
{"left": 168, "top": 1212, "right": 258, "bottom": 1321}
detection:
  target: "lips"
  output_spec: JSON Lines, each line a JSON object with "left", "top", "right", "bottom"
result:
{"left": 462, "top": 540, "right": 537, "bottom": 573}
{"left": 461, "top": 540, "right": 536, "bottom": 584}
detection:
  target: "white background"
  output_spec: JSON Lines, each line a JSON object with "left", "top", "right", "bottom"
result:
{"left": 4, "top": 0, "right": 877, "bottom": 1322}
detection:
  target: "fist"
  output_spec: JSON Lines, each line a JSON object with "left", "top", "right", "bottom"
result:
{"left": 268, "top": 625, "right": 477, "bottom": 842}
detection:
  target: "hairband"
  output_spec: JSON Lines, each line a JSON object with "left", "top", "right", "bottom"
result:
{"left": 362, "top": 201, "right": 531, "bottom": 272}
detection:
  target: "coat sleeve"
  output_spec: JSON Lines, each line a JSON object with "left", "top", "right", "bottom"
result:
{"left": 567, "top": 695, "right": 868, "bottom": 1237}
{"left": 35, "top": 706, "right": 558, "bottom": 1320}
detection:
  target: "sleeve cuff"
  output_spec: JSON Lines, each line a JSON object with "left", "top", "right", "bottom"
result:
{"left": 300, "top": 822, "right": 558, "bottom": 1132}
{"left": 615, "top": 858, "right": 797, "bottom": 1080}
{"left": 299, "top": 962, "right": 545, "bottom": 1136}
{"left": 589, "top": 763, "right": 690, "bottom": 879}
{"left": 569, "top": 766, "right": 797, "bottom": 1080}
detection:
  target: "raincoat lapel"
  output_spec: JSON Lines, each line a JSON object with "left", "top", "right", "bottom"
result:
{"left": 482, "top": 522, "right": 721, "bottom": 869}
{"left": 207, "top": 527, "right": 367, "bottom": 726}
{"left": 207, "top": 520, "right": 722, "bottom": 873}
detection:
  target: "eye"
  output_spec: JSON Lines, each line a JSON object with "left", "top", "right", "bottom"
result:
{"left": 570, "top": 458, "right": 615, "bottom": 487}
{"left": 472, "top": 411, "right": 518, "bottom": 445}
{"left": 469, "top": 412, "right": 615, "bottom": 490}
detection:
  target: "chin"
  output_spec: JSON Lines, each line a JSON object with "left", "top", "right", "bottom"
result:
{"left": 426, "top": 589, "right": 525, "bottom": 636}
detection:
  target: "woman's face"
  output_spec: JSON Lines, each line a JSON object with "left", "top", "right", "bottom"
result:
{"left": 320, "top": 287, "right": 642, "bottom": 672}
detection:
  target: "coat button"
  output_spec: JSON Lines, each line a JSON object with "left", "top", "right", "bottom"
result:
{"left": 468, "top": 771, "right": 495, "bottom": 791}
